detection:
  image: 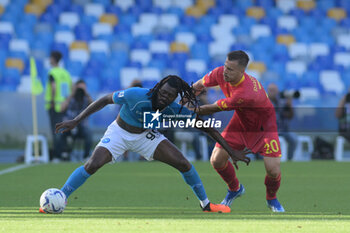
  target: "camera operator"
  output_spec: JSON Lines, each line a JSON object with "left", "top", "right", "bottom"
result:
{"left": 335, "top": 90, "right": 350, "bottom": 142}
{"left": 267, "top": 83, "right": 297, "bottom": 160}
{"left": 59, "top": 80, "right": 93, "bottom": 161}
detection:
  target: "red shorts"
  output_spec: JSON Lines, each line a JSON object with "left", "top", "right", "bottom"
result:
{"left": 216, "top": 116, "right": 282, "bottom": 158}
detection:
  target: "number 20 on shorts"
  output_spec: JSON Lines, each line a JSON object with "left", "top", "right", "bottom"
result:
{"left": 264, "top": 139, "right": 280, "bottom": 154}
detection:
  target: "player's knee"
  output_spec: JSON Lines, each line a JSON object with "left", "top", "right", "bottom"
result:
{"left": 176, "top": 158, "right": 191, "bottom": 173}
{"left": 210, "top": 154, "right": 226, "bottom": 169}
{"left": 266, "top": 167, "right": 280, "bottom": 178}
{"left": 84, "top": 160, "right": 100, "bottom": 175}
{"left": 84, "top": 156, "right": 108, "bottom": 175}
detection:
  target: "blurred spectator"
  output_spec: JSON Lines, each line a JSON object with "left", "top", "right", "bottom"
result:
{"left": 45, "top": 51, "right": 72, "bottom": 161}
{"left": 335, "top": 88, "right": 350, "bottom": 143}
{"left": 59, "top": 80, "right": 93, "bottom": 161}
{"left": 268, "top": 83, "right": 297, "bottom": 160}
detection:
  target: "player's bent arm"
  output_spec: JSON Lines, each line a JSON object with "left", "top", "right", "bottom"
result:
{"left": 55, "top": 93, "right": 114, "bottom": 133}
{"left": 196, "top": 102, "right": 222, "bottom": 115}
{"left": 195, "top": 119, "right": 250, "bottom": 168}
{"left": 192, "top": 79, "right": 206, "bottom": 96}
{"left": 74, "top": 93, "right": 114, "bottom": 123}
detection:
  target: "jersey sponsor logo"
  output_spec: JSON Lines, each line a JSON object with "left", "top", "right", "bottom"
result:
{"left": 102, "top": 138, "right": 110, "bottom": 143}
{"left": 118, "top": 91, "right": 124, "bottom": 97}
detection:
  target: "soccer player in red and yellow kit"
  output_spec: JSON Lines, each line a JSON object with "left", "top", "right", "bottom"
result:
{"left": 191, "top": 50, "right": 285, "bottom": 212}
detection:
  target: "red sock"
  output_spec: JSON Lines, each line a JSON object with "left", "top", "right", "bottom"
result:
{"left": 264, "top": 173, "right": 281, "bottom": 200}
{"left": 214, "top": 162, "right": 240, "bottom": 191}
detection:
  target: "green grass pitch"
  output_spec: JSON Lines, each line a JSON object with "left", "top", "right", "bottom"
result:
{"left": 0, "top": 161, "right": 350, "bottom": 233}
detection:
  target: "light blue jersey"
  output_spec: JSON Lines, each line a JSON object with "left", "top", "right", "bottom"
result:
{"left": 112, "top": 87, "right": 195, "bottom": 128}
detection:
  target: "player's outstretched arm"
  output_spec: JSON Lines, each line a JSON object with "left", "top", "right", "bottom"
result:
{"left": 192, "top": 79, "right": 206, "bottom": 96}
{"left": 195, "top": 118, "right": 251, "bottom": 168}
{"left": 195, "top": 102, "right": 222, "bottom": 115}
{"left": 55, "top": 93, "right": 114, "bottom": 133}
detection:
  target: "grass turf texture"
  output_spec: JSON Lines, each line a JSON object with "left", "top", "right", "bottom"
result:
{"left": 0, "top": 161, "right": 350, "bottom": 233}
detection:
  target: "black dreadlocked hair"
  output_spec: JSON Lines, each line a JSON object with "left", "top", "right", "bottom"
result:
{"left": 147, "top": 75, "right": 199, "bottom": 113}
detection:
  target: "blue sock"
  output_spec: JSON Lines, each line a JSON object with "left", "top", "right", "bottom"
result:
{"left": 181, "top": 165, "right": 208, "bottom": 202}
{"left": 61, "top": 165, "right": 91, "bottom": 198}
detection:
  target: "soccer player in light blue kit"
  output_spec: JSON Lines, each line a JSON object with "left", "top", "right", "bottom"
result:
{"left": 47, "top": 75, "right": 249, "bottom": 213}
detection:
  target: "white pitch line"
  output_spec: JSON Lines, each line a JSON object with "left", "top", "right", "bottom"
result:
{"left": 0, "top": 164, "right": 35, "bottom": 176}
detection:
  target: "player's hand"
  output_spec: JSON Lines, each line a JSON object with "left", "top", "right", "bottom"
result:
{"left": 55, "top": 119, "right": 78, "bottom": 134}
{"left": 228, "top": 148, "right": 251, "bottom": 169}
{"left": 179, "top": 96, "right": 190, "bottom": 105}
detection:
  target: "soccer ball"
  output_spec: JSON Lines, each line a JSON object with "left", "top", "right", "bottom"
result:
{"left": 40, "top": 188, "right": 67, "bottom": 214}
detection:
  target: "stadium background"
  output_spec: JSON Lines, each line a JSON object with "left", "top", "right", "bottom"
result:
{"left": 0, "top": 0, "right": 349, "bottom": 158}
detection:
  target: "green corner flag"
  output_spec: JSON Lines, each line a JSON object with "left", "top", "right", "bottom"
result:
{"left": 30, "top": 57, "right": 43, "bottom": 95}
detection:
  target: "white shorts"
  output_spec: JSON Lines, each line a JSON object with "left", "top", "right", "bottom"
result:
{"left": 96, "top": 121, "right": 166, "bottom": 162}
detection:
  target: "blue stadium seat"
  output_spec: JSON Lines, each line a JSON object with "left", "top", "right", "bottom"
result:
{"left": 0, "top": 33, "right": 11, "bottom": 50}
{"left": 127, "top": 61, "right": 143, "bottom": 69}
{"left": 142, "top": 80, "right": 158, "bottom": 89}
{"left": 207, "top": 7, "right": 225, "bottom": 18}
{"left": 339, "top": 0, "right": 350, "bottom": 10}
{"left": 81, "top": 15, "right": 98, "bottom": 26}
{"left": 115, "top": 32, "right": 134, "bottom": 46}
{"left": 148, "top": 59, "right": 167, "bottom": 71}
{"left": 166, "top": 7, "right": 184, "bottom": 18}
{"left": 97, "top": 34, "right": 115, "bottom": 44}
{"left": 191, "top": 43, "right": 210, "bottom": 62}
{"left": 136, "top": 0, "right": 152, "bottom": 11}
{"left": 75, "top": 24, "right": 92, "bottom": 41}
{"left": 317, "top": 0, "right": 336, "bottom": 11}
{"left": 308, "top": 8, "right": 325, "bottom": 20}
{"left": 235, "top": 0, "right": 254, "bottom": 10}
{"left": 36, "top": 32, "right": 54, "bottom": 47}
{"left": 217, "top": 0, "right": 234, "bottom": 9}
{"left": 85, "top": 77, "right": 101, "bottom": 94}
{"left": 156, "top": 32, "right": 174, "bottom": 42}
{"left": 289, "top": 9, "right": 306, "bottom": 18}
{"left": 256, "top": 0, "right": 274, "bottom": 8}
{"left": 268, "top": 61, "right": 286, "bottom": 77}
{"left": 45, "top": 4, "right": 63, "bottom": 19}
{"left": 110, "top": 51, "right": 129, "bottom": 66}
{"left": 2, "top": 68, "right": 21, "bottom": 86}
{"left": 20, "top": 14, "right": 37, "bottom": 27}
{"left": 66, "top": 60, "right": 84, "bottom": 77}
{"left": 183, "top": 71, "right": 199, "bottom": 84}
{"left": 200, "top": 15, "right": 217, "bottom": 26}
{"left": 40, "top": 12, "right": 57, "bottom": 24}
{"left": 93, "top": 0, "right": 112, "bottom": 7}
{"left": 114, "top": 24, "right": 130, "bottom": 34}
{"left": 67, "top": 4, "right": 84, "bottom": 15}
{"left": 265, "top": 8, "right": 283, "bottom": 19}
{"left": 1, "top": 12, "right": 19, "bottom": 24}
{"left": 227, "top": 8, "right": 245, "bottom": 17}
{"left": 315, "top": 55, "right": 334, "bottom": 69}
{"left": 259, "top": 17, "right": 276, "bottom": 28}
{"left": 149, "top": 6, "right": 163, "bottom": 15}
{"left": 233, "top": 26, "right": 250, "bottom": 36}
{"left": 119, "top": 15, "right": 137, "bottom": 28}
{"left": 174, "top": 25, "right": 191, "bottom": 33}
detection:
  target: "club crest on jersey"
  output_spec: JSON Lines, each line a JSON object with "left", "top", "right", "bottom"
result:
{"left": 118, "top": 91, "right": 124, "bottom": 97}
